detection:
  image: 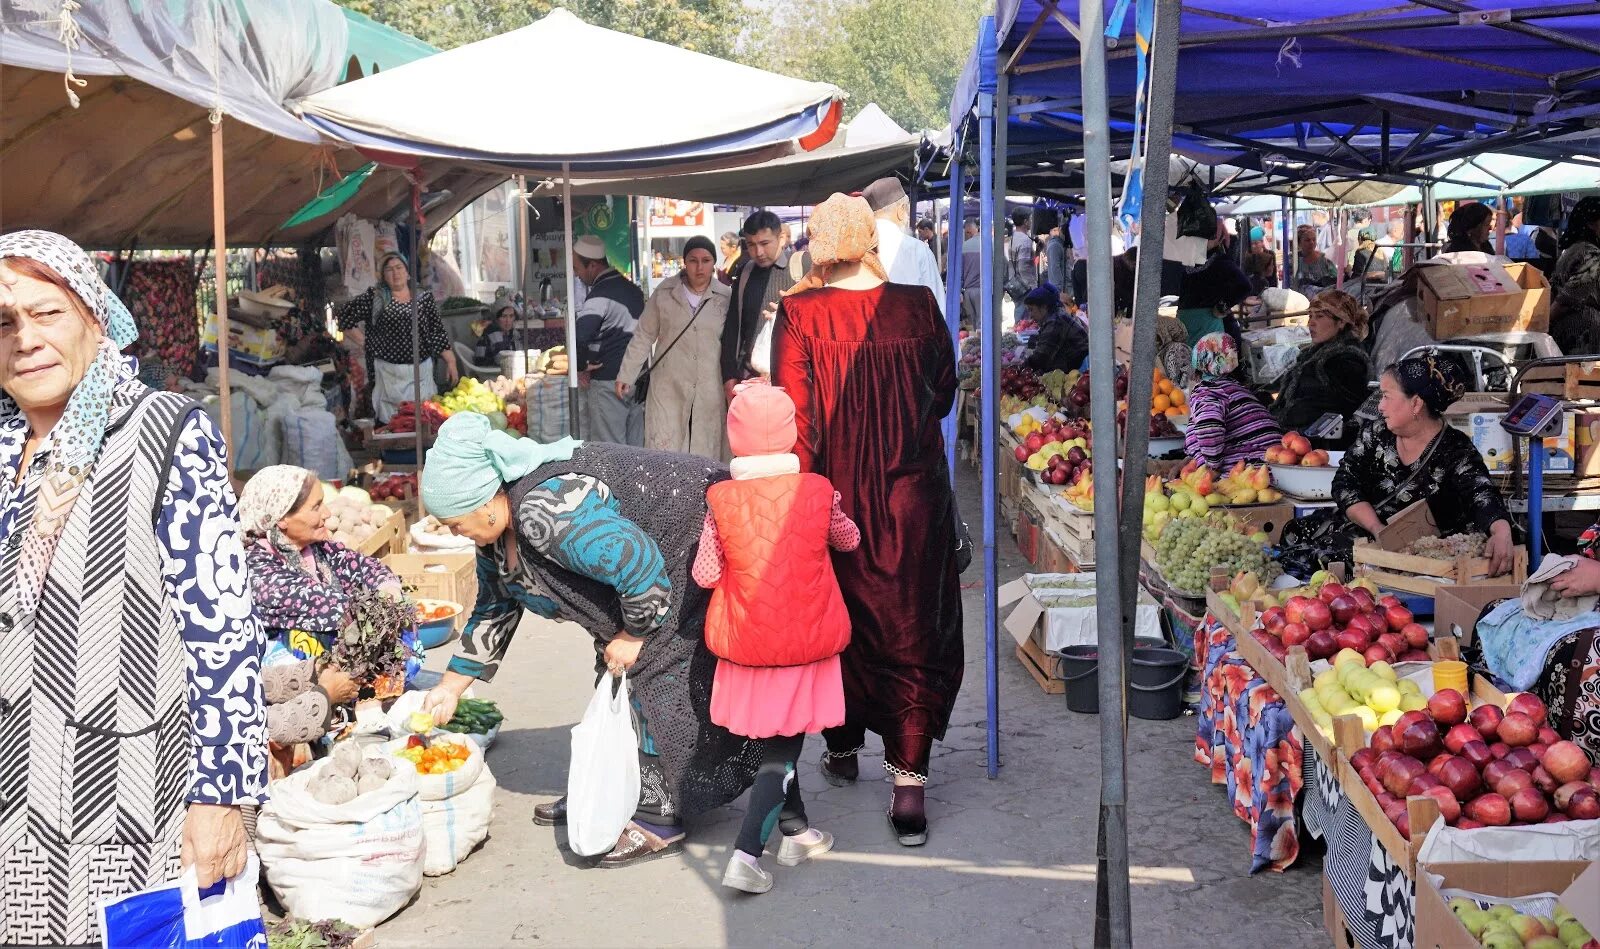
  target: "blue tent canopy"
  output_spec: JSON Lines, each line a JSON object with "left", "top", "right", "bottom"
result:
{"left": 946, "top": 1, "right": 1600, "bottom": 194}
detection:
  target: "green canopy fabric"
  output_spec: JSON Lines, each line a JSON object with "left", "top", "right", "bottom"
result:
{"left": 340, "top": 8, "right": 437, "bottom": 80}
{"left": 282, "top": 162, "right": 377, "bottom": 228}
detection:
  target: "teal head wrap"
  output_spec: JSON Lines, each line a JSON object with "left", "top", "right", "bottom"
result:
{"left": 421, "top": 413, "right": 582, "bottom": 518}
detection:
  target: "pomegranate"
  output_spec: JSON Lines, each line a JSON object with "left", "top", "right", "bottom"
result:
{"left": 1428, "top": 690, "right": 1469, "bottom": 728}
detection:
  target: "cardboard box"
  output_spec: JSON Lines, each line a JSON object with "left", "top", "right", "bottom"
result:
{"left": 1446, "top": 400, "right": 1575, "bottom": 475}
{"left": 384, "top": 551, "right": 478, "bottom": 632}
{"left": 997, "top": 573, "right": 1161, "bottom": 651}
{"left": 202, "top": 311, "right": 285, "bottom": 364}
{"left": 1420, "top": 261, "right": 1551, "bottom": 338}
{"left": 1432, "top": 582, "right": 1522, "bottom": 647}
{"left": 1414, "top": 860, "right": 1599, "bottom": 949}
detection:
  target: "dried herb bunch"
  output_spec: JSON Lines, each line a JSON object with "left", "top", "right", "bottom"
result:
{"left": 330, "top": 588, "right": 416, "bottom": 684}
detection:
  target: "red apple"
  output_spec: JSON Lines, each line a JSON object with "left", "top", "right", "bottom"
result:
{"left": 1280, "top": 622, "right": 1311, "bottom": 647}
{"left": 1382, "top": 798, "right": 1407, "bottom": 825}
{"left": 1336, "top": 629, "right": 1370, "bottom": 653}
{"left": 1400, "top": 623, "right": 1430, "bottom": 650}
{"left": 1590, "top": 766, "right": 1600, "bottom": 787}
{"left": 1567, "top": 786, "right": 1600, "bottom": 820}
{"left": 1328, "top": 594, "right": 1359, "bottom": 625}
{"left": 1399, "top": 718, "right": 1442, "bottom": 759}
{"left": 1395, "top": 811, "right": 1413, "bottom": 840}
{"left": 1398, "top": 649, "right": 1431, "bottom": 662}
{"left": 1371, "top": 726, "right": 1397, "bottom": 755}
{"left": 1456, "top": 818, "right": 1485, "bottom": 830}
{"left": 1350, "top": 747, "right": 1376, "bottom": 773}
{"left": 1529, "top": 742, "right": 1549, "bottom": 761}
{"left": 1025, "top": 433, "right": 1046, "bottom": 454}
{"left": 1382, "top": 755, "right": 1427, "bottom": 797}
{"left": 1544, "top": 813, "right": 1570, "bottom": 823}
{"left": 1319, "top": 582, "right": 1348, "bottom": 603}
{"left": 1555, "top": 781, "right": 1591, "bottom": 811}
{"left": 1538, "top": 727, "right": 1562, "bottom": 746}
{"left": 1533, "top": 765, "right": 1560, "bottom": 795}
{"left": 1443, "top": 722, "right": 1482, "bottom": 753}
{"left": 1465, "top": 792, "right": 1512, "bottom": 826}
{"left": 1409, "top": 773, "right": 1442, "bottom": 796}
{"left": 1260, "top": 607, "right": 1288, "bottom": 634}
{"left": 1377, "top": 632, "right": 1407, "bottom": 657}
{"left": 1504, "top": 747, "right": 1540, "bottom": 773}
{"left": 1350, "top": 588, "right": 1375, "bottom": 613}
{"left": 1395, "top": 710, "right": 1429, "bottom": 734}
{"left": 1460, "top": 740, "right": 1493, "bottom": 770}
{"left": 1284, "top": 596, "right": 1311, "bottom": 625}
{"left": 1499, "top": 712, "right": 1539, "bottom": 748}
{"left": 1302, "top": 600, "right": 1333, "bottom": 632}
{"left": 1543, "top": 741, "right": 1592, "bottom": 784}
{"left": 1305, "top": 631, "right": 1338, "bottom": 660}
{"left": 1507, "top": 692, "right": 1549, "bottom": 724}
{"left": 1014, "top": 445, "right": 1030, "bottom": 463}
{"left": 1511, "top": 786, "right": 1550, "bottom": 822}
{"left": 1422, "top": 785, "right": 1462, "bottom": 825}
{"left": 1496, "top": 769, "right": 1534, "bottom": 798}
{"left": 1469, "top": 704, "right": 1504, "bottom": 741}
{"left": 1428, "top": 753, "right": 1456, "bottom": 777}
{"left": 1346, "top": 614, "right": 1381, "bottom": 640}
{"left": 1362, "top": 770, "right": 1385, "bottom": 798}
{"left": 1364, "top": 643, "right": 1394, "bottom": 665}
{"left": 1490, "top": 741, "right": 1512, "bottom": 759}
{"left": 1379, "top": 595, "right": 1402, "bottom": 609}
{"left": 1438, "top": 756, "right": 1482, "bottom": 799}
{"left": 1483, "top": 759, "right": 1517, "bottom": 788}
{"left": 1384, "top": 604, "right": 1414, "bottom": 632}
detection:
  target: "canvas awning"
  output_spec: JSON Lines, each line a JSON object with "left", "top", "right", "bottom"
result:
{"left": 296, "top": 9, "right": 845, "bottom": 177}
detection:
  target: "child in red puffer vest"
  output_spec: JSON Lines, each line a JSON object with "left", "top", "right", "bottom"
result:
{"left": 693, "top": 382, "right": 859, "bottom": 894}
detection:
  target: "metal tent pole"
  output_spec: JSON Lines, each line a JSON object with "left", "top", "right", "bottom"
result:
{"left": 945, "top": 151, "right": 967, "bottom": 479}
{"left": 562, "top": 165, "right": 581, "bottom": 438}
{"left": 1105, "top": 4, "right": 1180, "bottom": 945}
{"left": 1280, "top": 197, "right": 1291, "bottom": 288}
{"left": 1079, "top": 0, "right": 1130, "bottom": 944}
{"left": 976, "top": 15, "right": 1003, "bottom": 781}
{"left": 210, "top": 115, "right": 234, "bottom": 464}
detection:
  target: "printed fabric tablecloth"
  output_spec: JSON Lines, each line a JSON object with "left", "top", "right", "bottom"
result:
{"left": 1193, "top": 614, "right": 1305, "bottom": 873}
{"left": 1302, "top": 747, "right": 1416, "bottom": 949}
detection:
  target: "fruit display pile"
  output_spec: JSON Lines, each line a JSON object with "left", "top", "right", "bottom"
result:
{"left": 423, "top": 377, "right": 527, "bottom": 435}
{"left": 1153, "top": 516, "right": 1278, "bottom": 596}
{"left": 1447, "top": 898, "right": 1597, "bottom": 948}
{"left": 320, "top": 484, "right": 392, "bottom": 548}
{"left": 1265, "top": 430, "right": 1332, "bottom": 467}
{"left": 1301, "top": 652, "right": 1431, "bottom": 738}
{"left": 1016, "top": 418, "right": 1093, "bottom": 488}
{"left": 367, "top": 472, "right": 416, "bottom": 503}
{"left": 394, "top": 735, "right": 473, "bottom": 774}
{"left": 1255, "top": 580, "right": 1428, "bottom": 665}
{"left": 1346, "top": 689, "right": 1599, "bottom": 839}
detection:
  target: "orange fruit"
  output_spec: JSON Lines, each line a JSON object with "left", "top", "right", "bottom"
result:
{"left": 1152, "top": 394, "right": 1171, "bottom": 413}
{"left": 1165, "top": 407, "right": 1184, "bottom": 417}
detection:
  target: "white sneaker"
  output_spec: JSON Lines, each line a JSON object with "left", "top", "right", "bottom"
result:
{"left": 775, "top": 829, "right": 835, "bottom": 867}
{"left": 721, "top": 856, "right": 774, "bottom": 894}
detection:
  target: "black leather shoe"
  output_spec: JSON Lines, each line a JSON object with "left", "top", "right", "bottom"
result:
{"left": 888, "top": 809, "right": 928, "bottom": 847}
{"left": 820, "top": 754, "right": 858, "bottom": 787}
{"left": 532, "top": 796, "right": 567, "bottom": 826}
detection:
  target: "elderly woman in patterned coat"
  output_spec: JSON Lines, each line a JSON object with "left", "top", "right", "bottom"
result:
{"left": 0, "top": 231, "right": 266, "bottom": 945}
{"left": 416, "top": 412, "right": 765, "bottom": 869}
{"left": 238, "top": 465, "right": 403, "bottom": 743}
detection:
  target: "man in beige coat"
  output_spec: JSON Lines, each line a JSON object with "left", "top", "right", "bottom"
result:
{"left": 616, "top": 235, "right": 730, "bottom": 460}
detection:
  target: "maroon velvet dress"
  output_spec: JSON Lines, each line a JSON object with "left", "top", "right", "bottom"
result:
{"left": 772, "top": 282, "right": 963, "bottom": 778}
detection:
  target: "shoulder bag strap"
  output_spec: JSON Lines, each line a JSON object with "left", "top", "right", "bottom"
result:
{"left": 1375, "top": 427, "right": 1445, "bottom": 514}
{"left": 636, "top": 298, "right": 712, "bottom": 383}
{"left": 1559, "top": 627, "right": 1597, "bottom": 738}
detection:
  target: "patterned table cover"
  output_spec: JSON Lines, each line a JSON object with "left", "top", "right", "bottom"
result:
{"left": 1193, "top": 614, "right": 1305, "bottom": 873}
{"left": 1302, "top": 746, "right": 1416, "bottom": 949}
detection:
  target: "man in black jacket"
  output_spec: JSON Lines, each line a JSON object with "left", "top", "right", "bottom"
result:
{"left": 719, "top": 210, "right": 794, "bottom": 400}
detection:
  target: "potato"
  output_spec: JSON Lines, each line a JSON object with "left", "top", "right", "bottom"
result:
{"left": 326, "top": 514, "right": 342, "bottom": 531}
{"left": 330, "top": 740, "right": 363, "bottom": 778}
{"left": 357, "top": 755, "right": 394, "bottom": 782}
{"left": 308, "top": 772, "right": 357, "bottom": 806}
{"left": 355, "top": 772, "right": 387, "bottom": 797}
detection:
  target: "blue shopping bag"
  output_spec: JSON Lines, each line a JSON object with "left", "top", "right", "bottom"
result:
{"left": 98, "top": 853, "right": 267, "bottom": 948}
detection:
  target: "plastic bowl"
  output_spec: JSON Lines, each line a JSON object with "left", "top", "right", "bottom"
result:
{"left": 414, "top": 598, "right": 463, "bottom": 649}
{"left": 1266, "top": 451, "right": 1345, "bottom": 500}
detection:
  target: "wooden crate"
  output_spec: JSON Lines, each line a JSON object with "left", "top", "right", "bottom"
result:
{"left": 357, "top": 507, "right": 407, "bottom": 558}
{"left": 1517, "top": 360, "right": 1600, "bottom": 402}
{"left": 1353, "top": 542, "right": 1527, "bottom": 597}
{"left": 1323, "top": 873, "right": 1358, "bottom": 949}
{"left": 1015, "top": 635, "right": 1066, "bottom": 695}
{"left": 384, "top": 551, "right": 477, "bottom": 624}
{"left": 1024, "top": 482, "right": 1096, "bottom": 568}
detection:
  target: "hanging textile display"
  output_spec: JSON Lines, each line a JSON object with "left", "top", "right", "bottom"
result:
{"left": 336, "top": 213, "right": 377, "bottom": 295}
{"left": 121, "top": 259, "right": 201, "bottom": 385}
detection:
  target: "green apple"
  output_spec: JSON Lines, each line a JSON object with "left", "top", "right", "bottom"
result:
{"left": 1558, "top": 920, "right": 1591, "bottom": 948}
{"left": 1482, "top": 924, "right": 1524, "bottom": 949}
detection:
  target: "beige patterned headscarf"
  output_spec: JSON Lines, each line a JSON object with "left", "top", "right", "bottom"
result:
{"left": 785, "top": 193, "right": 888, "bottom": 295}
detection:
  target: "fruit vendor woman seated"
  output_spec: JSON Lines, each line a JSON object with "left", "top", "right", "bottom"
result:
{"left": 1268, "top": 289, "right": 1373, "bottom": 450}
{"left": 1183, "top": 332, "right": 1281, "bottom": 471}
{"left": 238, "top": 465, "right": 404, "bottom": 658}
{"left": 1279, "top": 354, "right": 1514, "bottom": 575}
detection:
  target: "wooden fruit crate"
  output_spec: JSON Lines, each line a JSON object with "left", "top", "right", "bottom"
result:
{"left": 1331, "top": 715, "right": 1443, "bottom": 879}
{"left": 1353, "top": 542, "right": 1527, "bottom": 597}
{"left": 1518, "top": 361, "right": 1600, "bottom": 402}
{"left": 357, "top": 507, "right": 407, "bottom": 558}
{"left": 1015, "top": 635, "right": 1066, "bottom": 695}
{"left": 385, "top": 551, "right": 478, "bottom": 631}
{"left": 1024, "top": 482, "right": 1095, "bottom": 568}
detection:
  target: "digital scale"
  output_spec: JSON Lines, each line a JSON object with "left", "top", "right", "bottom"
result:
{"left": 1501, "top": 392, "right": 1568, "bottom": 557}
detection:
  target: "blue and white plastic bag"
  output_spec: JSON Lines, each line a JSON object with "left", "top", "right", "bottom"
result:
{"left": 98, "top": 854, "right": 267, "bottom": 949}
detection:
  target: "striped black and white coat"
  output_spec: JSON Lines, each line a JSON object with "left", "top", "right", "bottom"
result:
{"left": 0, "top": 372, "right": 267, "bottom": 945}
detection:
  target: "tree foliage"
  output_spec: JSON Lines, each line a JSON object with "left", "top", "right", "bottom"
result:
{"left": 335, "top": 0, "right": 987, "bottom": 131}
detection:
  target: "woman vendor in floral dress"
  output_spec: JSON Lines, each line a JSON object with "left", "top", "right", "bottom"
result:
{"left": 237, "top": 465, "right": 400, "bottom": 742}
{"left": 1278, "top": 354, "right": 1514, "bottom": 576}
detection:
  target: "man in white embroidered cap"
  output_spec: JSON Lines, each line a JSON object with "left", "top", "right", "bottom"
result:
{"left": 571, "top": 233, "right": 645, "bottom": 444}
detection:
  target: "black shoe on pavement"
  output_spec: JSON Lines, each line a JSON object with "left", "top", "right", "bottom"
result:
{"left": 820, "top": 754, "right": 858, "bottom": 787}
{"left": 533, "top": 796, "right": 567, "bottom": 826}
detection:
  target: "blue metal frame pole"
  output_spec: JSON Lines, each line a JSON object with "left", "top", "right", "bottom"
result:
{"left": 1080, "top": 0, "right": 1131, "bottom": 944}
{"left": 945, "top": 151, "right": 967, "bottom": 480}
{"left": 1530, "top": 438, "right": 1546, "bottom": 560}
{"left": 977, "top": 14, "right": 1002, "bottom": 780}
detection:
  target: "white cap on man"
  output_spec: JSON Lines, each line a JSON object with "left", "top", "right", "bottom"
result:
{"left": 574, "top": 235, "right": 607, "bottom": 261}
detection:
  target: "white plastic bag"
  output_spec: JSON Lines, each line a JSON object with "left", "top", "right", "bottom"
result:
{"left": 748, "top": 317, "right": 775, "bottom": 378}
{"left": 254, "top": 754, "right": 425, "bottom": 928}
{"left": 98, "top": 854, "right": 267, "bottom": 949}
{"left": 566, "top": 673, "right": 641, "bottom": 857}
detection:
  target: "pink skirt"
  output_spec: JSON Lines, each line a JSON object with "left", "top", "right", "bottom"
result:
{"left": 710, "top": 654, "right": 845, "bottom": 739}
